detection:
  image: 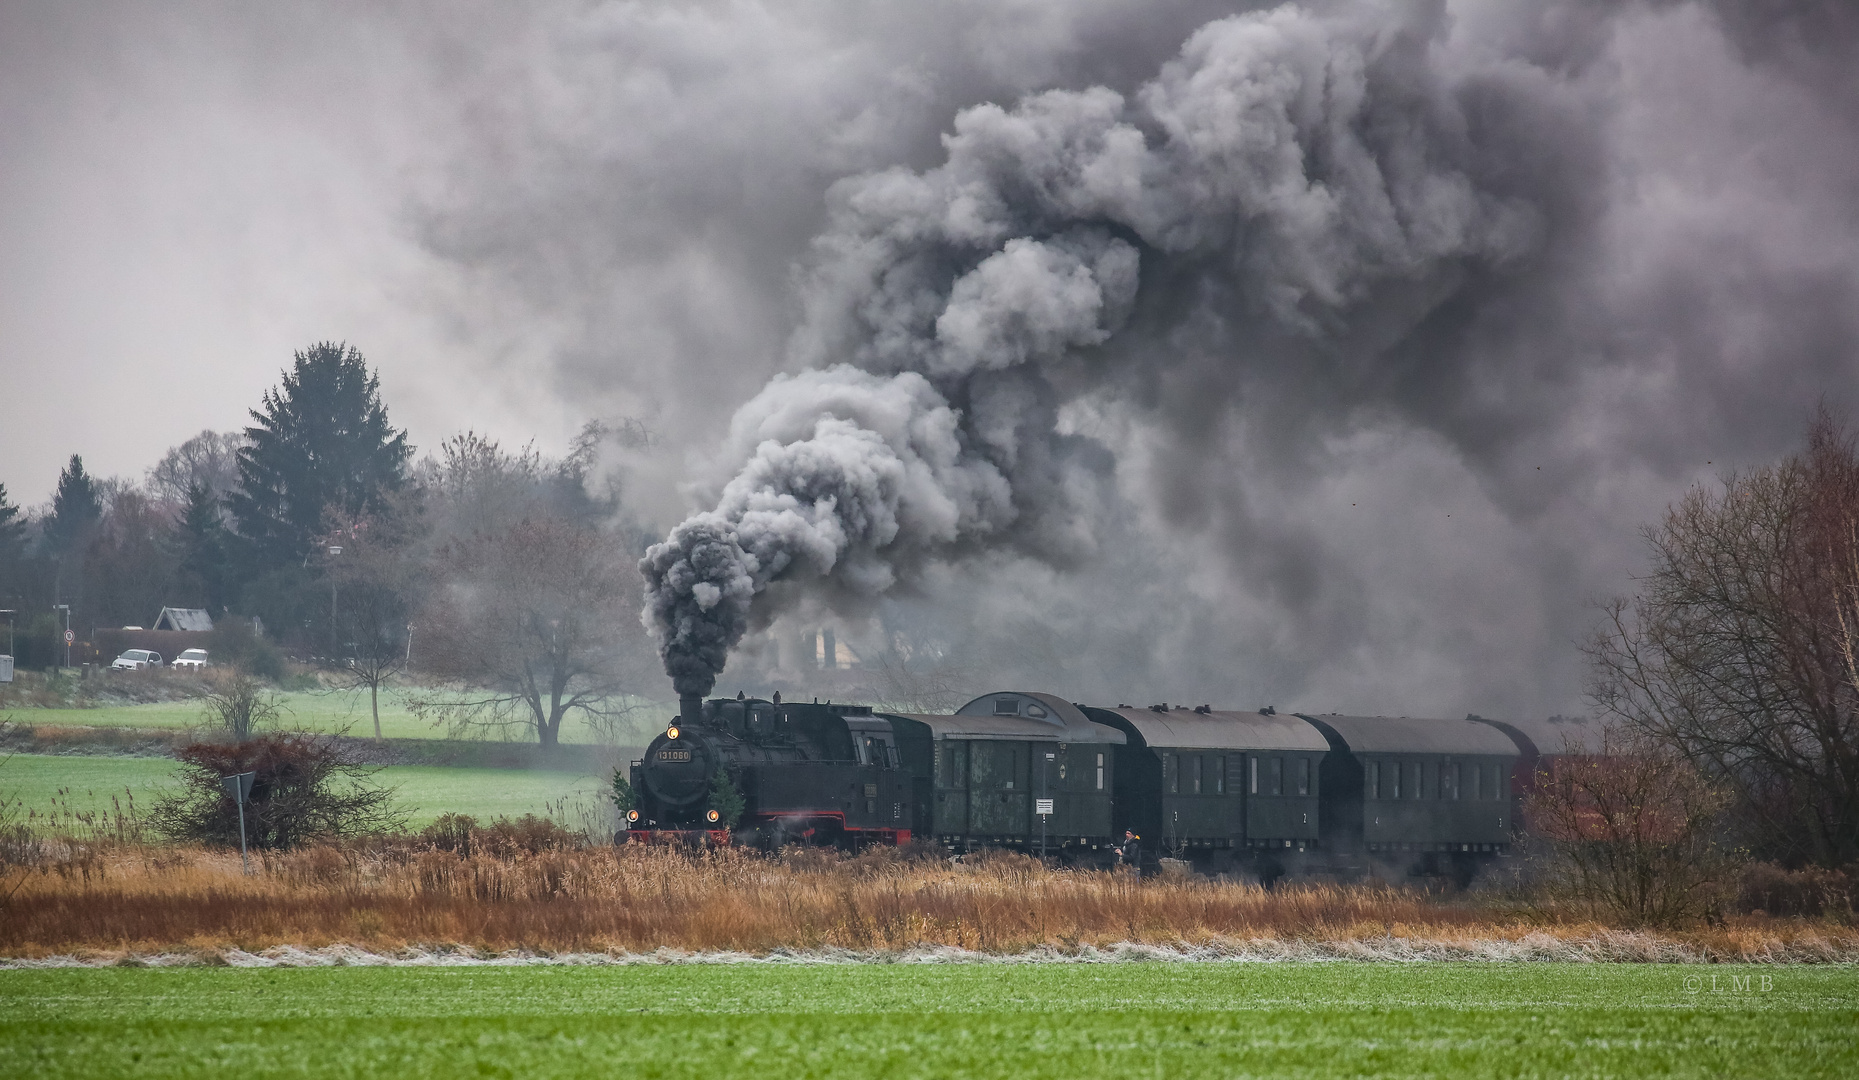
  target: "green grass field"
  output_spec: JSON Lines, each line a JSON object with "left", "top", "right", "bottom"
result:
{"left": 1, "top": 963, "right": 1853, "bottom": 1078}
{"left": 10, "top": 688, "right": 674, "bottom": 743}
{"left": 0, "top": 754, "right": 610, "bottom": 830}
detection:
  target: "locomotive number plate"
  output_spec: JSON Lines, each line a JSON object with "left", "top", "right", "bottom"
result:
{"left": 657, "top": 749, "right": 692, "bottom": 762}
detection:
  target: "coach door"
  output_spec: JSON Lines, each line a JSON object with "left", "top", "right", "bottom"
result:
{"left": 935, "top": 740, "right": 969, "bottom": 836}
{"left": 969, "top": 741, "right": 1029, "bottom": 838}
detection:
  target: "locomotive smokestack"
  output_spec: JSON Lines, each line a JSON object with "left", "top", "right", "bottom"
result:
{"left": 679, "top": 690, "right": 704, "bottom": 726}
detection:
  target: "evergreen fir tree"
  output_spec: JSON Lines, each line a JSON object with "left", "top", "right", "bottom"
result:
{"left": 177, "top": 481, "right": 231, "bottom": 611}
{"left": 227, "top": 342, "right": 412, "bottom": 572}
{"left": 44, "top": 455, "right": 102, "bottom": 556}
{"left": 0, "top": 481, "right": 25, "bottom": 556}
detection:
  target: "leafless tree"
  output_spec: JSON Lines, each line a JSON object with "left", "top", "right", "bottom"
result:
{"left": 1524, "top": 728, "right": 1736, "bottom": 927}
{"left": 408, "top": 517, "right": 652, "bottom": 747}
{"left": 1586, "top": 410, "right": 1859, "bottom": 867}
{"left": 85, "top": 488, "right": 182, "bottom": 628}
{"left": 320, "top": 510, "right": 415, "bottom": 740}
{"left": 865, "top": 633, "right": 972, "bottom": 714}
{"left": 200, "top": 668, "right": 286, "bottom": 741}
{"left": 146, "top": 429, "right": 246, "bottom": 506}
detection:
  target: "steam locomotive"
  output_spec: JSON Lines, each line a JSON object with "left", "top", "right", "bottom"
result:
{"left": 626, "top": 688, "right": 1592, "bottom": 881}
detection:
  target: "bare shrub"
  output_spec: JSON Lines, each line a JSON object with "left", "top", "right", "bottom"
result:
{"left": 1525, "top": 729, "right": 1738, "bottom": 927}
{"left": 199, "top": 669, "right": 285, "bottom": 741}
{"left": 1737, "top": 862, "right": 1857, "bottom": 918}
{"left": 147, "top": 733, "right": 406, "bottom": 850}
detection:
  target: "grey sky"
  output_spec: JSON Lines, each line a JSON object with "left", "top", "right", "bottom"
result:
{"left": 3, "top": 1, "right": 1856, "bottom": 717}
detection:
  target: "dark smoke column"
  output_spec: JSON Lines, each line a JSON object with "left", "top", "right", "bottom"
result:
{"left": 638, "top": 368, "right": 1023, "bottom": 700}
{"left": 639, "top": 514, "right": 755, "bottom": 720}
{"left": 641, "top": 3, "right": 1547, "bottom": 699}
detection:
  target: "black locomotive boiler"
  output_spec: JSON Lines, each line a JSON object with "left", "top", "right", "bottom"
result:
{"left": 627, "top": 693, "right": 912, "bottom": 847}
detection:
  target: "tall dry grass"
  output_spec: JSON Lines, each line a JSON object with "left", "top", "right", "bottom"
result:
{"left": 3, "top": 839, "right": 1854, "bottom": 960}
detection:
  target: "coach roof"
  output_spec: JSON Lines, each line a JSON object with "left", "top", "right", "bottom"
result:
{"left": 883, "top": 691, "right": 1125, "bottom": 744}
{"left": 1298, "top": 715, "right": 1519, "bottom": 756}
{"left": 1088, "top": 707, "right": 1329, "bottom": 752}
{"left": 1473, "top": 716, "right": 1611, "bottom": 757}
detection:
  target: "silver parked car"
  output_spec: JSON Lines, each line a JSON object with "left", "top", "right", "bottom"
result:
{"left": 171, "top": 648, "right": 209, "bottom": 670}
{"left": 110, "top": 649, "right": 164, "bottom": 670}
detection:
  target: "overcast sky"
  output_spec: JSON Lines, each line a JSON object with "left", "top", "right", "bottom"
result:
{"left": 4, "top": 1, "right": 1856, "bottom": 717}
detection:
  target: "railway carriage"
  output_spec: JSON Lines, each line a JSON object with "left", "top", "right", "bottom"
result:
{"left": 1298, "top": 713, "right": 1519, "bottom": 882}
{"left": 1080, "top": 704, "right": 1329, "bottom": 877}
{"left": 884, "top": 692, "right": 1125, "bottom": 858}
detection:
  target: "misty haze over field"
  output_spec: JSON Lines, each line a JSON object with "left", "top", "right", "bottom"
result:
{"left": 4, "top": 1, "right": 1858, "bottom": 718}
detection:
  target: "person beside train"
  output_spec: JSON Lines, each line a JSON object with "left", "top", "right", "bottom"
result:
{"left": 1116, "top": 829, "right": 1142, "bottom": 878}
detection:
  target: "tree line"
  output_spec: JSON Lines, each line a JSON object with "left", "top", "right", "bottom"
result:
{"left": 0, "top": 341, "right": 659, "bottom": 746}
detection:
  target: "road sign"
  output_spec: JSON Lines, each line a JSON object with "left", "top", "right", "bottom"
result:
{"left": 1036, "top": 798, "right": 1054, "bottom": 815}
{"left": 221, "top": 771, "right": 256, "bottom": 803}
{"left": 63, "top": 630, "right": 74, "bottom": 644}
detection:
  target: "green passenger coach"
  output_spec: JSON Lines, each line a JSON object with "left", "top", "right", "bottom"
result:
{"left": 884, "top": 692, "right": 1125, "bottom": 857}
{"left": 1080, "top": 704, "right": 1330, "bottom": 878}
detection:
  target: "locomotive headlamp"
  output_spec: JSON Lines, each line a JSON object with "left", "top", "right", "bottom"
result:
{"left": 667, "top": 725, "right": 680, "bottom": 740}
{"left": 627, "top": 810, "right": 639, "bottom": 823}
{"left": 706, "top": 809, "right": 721, "bottom": 823}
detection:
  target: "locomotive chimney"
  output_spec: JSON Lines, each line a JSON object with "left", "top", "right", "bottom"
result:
{"left": 680, "top": 691, "right": 704, "bottom": 726}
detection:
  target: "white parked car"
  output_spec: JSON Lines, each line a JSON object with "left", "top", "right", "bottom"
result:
{"left": 171, "top": 648, "right": 209, "bottom": 670}
{"left": 110, "top": 649, "right": 164, "bottom": 670}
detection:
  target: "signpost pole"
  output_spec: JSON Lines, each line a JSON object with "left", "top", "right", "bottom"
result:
{"left": 222, "top": 771, "right": 255, "bottom": 875}
{"left": 235, "top": 798, "right": 249, "bottom": 874}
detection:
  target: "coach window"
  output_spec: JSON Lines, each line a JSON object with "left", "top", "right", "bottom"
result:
{"left": 1249, "top": 757, "right": 1259, "bottom": 794}
{"left": 1297, "top": 758, "right": 1310, "bottom": 796}
{"left": 1269, "top": 757, "right": 1283, "bottom": 796}
{"left": 1407, "top": 761, "right": 1421, "bottom": 799}
{"left": 1469, "top": 762, "right": 1481, "bottom": 800}
{"left": 1366, "top": 760, "right": 1378, "bottom": 800}
{"left": 1191, "top": 755, "right": 1203, "bottom": 795}
{"left": 1096, "top": 753, "right": 1105, "bottom": 790}
{"left": 1215, "top": 756, "right": 1226, "bottom": 795}
{"left": 1166, "top": 754, "right": 1179, "bottom": 794}
{"left": 944, "top": 744, "right": 967, "bottom": 790}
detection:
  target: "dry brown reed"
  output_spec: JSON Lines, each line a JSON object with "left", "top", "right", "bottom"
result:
{"left": 4, "top": 841, "right": 1854, "bottom": 961}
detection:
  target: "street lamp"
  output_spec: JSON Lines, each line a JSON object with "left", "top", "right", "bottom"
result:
{"left": 54, "top": 604, "right": 70, "bottom": 669}
{"left": 327, "top": 545, "right": 343, "bottom": 659}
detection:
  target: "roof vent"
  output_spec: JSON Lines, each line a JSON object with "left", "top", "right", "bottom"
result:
{"left": 1149, "top": 703, "right": 1168, "bottom": 713}
{"left": 1260, "top": 705, "right": 1275, "bottom": 715}
{"left": 1193, "top": 704, "right": 1210, "bottom": 714}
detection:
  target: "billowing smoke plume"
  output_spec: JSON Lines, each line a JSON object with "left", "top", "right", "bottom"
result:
{"left": 642, "top": 2, "right": 1551, "bottom": 694}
